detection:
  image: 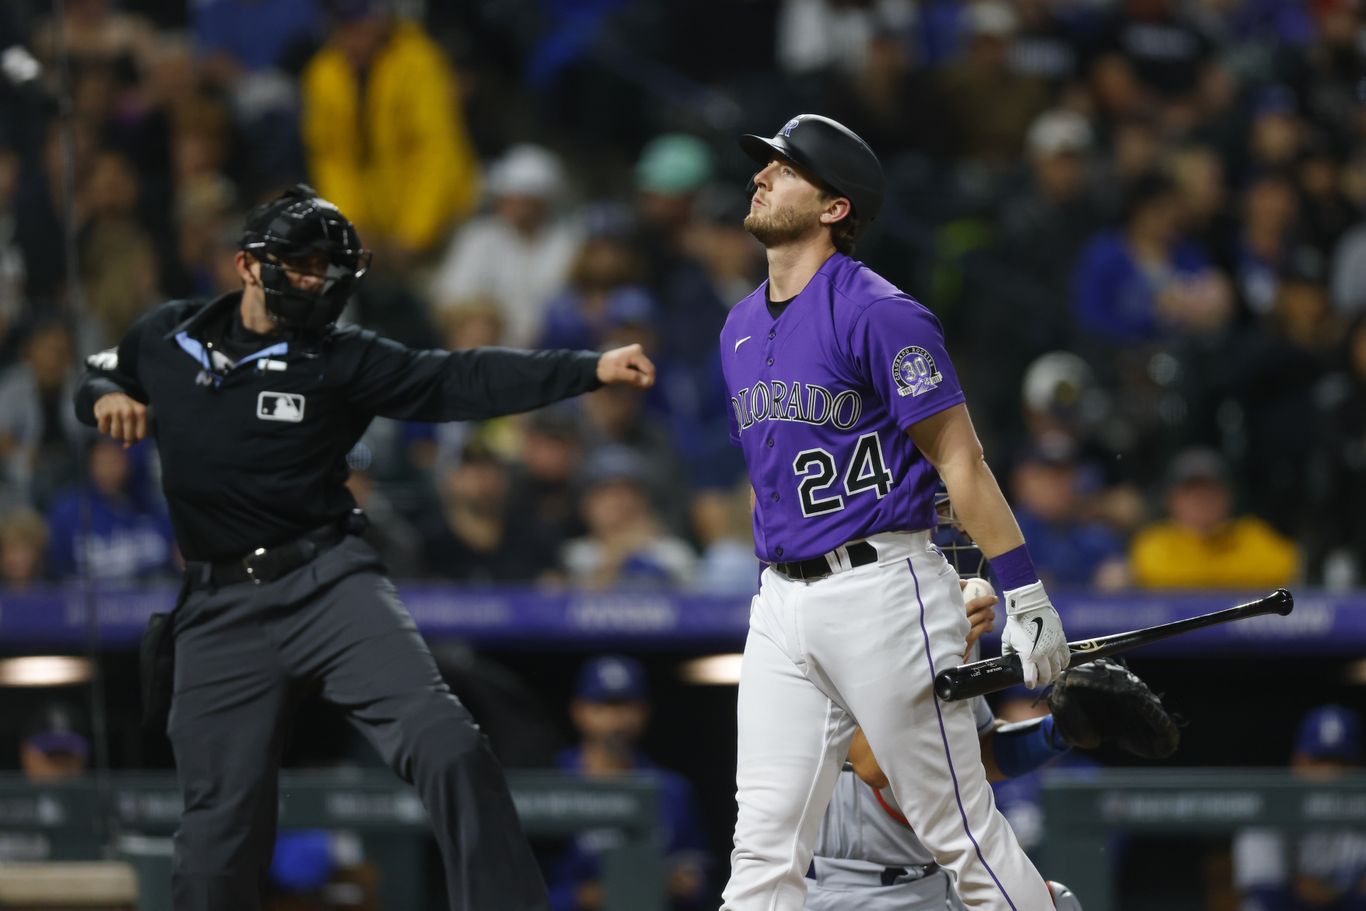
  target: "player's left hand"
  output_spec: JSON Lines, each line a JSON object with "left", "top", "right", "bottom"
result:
{"left": 1000, "top": 581, "right": 1068, "bottom": 689}
{"left": 597, "top": 343, "right": 656, "bottom": 389}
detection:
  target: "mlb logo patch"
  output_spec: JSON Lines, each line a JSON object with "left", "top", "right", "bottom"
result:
{"left": 257, "top": 391, "right": 305, "bottom": 422}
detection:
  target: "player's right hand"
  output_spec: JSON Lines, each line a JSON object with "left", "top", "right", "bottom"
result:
{"left": 94, "top": 392, "right": 148, "bottom": 448}
{"left": 596, "top": 343, "right": 656, "bottom": 389}
{"left": 1000, "top": 581, "right": 1068, "bottom": 689}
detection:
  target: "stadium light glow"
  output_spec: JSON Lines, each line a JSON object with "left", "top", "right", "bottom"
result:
{"left": 0, "top": 656, "right": 93, "bottom": 687}
{"left": 680, "top": 654, "right": 743, "bottom": 685}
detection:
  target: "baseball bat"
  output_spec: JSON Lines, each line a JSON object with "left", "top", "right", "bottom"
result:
{"left": 935, "top": 588, "right": 1294, "bottom": 702}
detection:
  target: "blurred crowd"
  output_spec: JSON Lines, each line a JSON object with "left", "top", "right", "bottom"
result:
{"left": 0, "top": 0, "right": 1363, "bottom": 593}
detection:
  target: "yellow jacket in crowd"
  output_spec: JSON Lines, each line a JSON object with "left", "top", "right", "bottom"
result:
{"left": 1129, "top": 516, "right": 1300, "bottom": 589}
{"left": 302, "top": 20, "right": 479, "bottom": 254}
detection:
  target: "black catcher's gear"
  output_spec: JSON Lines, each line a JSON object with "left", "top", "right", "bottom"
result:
{"left": 239, "top": 184, "right": 371, "bottom": 332}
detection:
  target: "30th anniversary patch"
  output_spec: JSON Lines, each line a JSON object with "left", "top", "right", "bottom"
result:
{"left": 892, "top": 346, "right": 942, "bottom": 398}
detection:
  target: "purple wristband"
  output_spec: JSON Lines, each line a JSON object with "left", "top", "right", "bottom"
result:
{"left": 988, "top": 543, "right": 1039, "bottom": 591}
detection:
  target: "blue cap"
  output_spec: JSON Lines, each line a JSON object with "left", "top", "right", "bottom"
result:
{"left": 1294, "top": 705, "right": 1362, "bottom": 761}
{"left": 270, "top": 830, "right": 336, "bottom": 892}
{"left": 575, "top": 655, "right": 648, "bottom": 702}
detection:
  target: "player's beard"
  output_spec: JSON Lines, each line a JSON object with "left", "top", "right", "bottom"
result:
{"left": 744, "top": 201, "right": 821, "bottom": 248}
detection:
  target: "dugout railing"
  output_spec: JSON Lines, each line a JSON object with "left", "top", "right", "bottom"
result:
{"left": 1040, "top": 768, "right": 1366, "bottom": 911}
{"left": 0, "top": 770, "right": 665, "bottom": 910}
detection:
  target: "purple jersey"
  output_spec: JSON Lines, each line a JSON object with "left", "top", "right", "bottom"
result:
{"left": 720, "top": 253, "right": 965, "bottom": 563}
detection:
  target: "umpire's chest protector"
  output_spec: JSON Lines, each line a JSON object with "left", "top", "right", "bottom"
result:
{"left": 134, "top": 300, "right": 368, "bottom": 531}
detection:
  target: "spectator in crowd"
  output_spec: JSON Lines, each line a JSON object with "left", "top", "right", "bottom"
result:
{"left": 938, "top": 1, "right": 1050, "bottom": 170}
{"left": 45, "top": 437, "right": 176, "bottom": 584}
{"left": 999, "top": 109, "right": 1105, "bottom": 298}
{"left": 1331, "top": 216, "right": 1366, "bottom": 315}
{"left": 418, "top": 440, "right": 559, "bottom": 584}
{"left": 1165, "top": 143, "right": 1234, "bottom": 271}
{"left": 817, "top": 29, "right": 949, "bottom": 163}
{"left": 343, "top": 442, "right": 422, "bottom": 580}
{"left": 548, "top": 655, "right": 709, "bottom": 911}
{"left": 1310, "top": 314, "right": 1366, "bottom": 588}
{"left": 266, "top": 830, "right": 379, "bottom": 911}
{"left": 972, "top": 109, "right": 1105, "bottom": 397}
{"left": 1295, "top": 135, "right": 1356, "bottom": 261}
{"left": 1089, "top": 0, "right": 1217, "bottom": 133}
{"left": 562, "top": 447, "right": 695, "bottom": 590}
{"left": 0, "top": 140, "right": 25, "bottom": 351}
{"left": 0, "top": 318, "right": 82, "bottom": 510}
{"left": 1072, "top": 171, "right": 1227, "bottom": 345}
{"left": 1243, "top": 85, "right": 1307, "bottom": 179}
{"left": 430, "top": 143, "right": 582, "bottom": 348}
{"left": 1233, "top": 705, "right": 1366, "bottom": 911}
{"left": 1296, "top": 0, "right": 1365, "bottom": 151}
{"left": 1016, "top": 351, "right": 1147, "bottom": 535}
{"left": 539, "top": 206, "right": 653, "bottom": 352}
{"left": 1212, "top": 249, "right": 1340, "bottom": 536}
{"left": 579, "top": 379, "right": 689, "bottom": 532}
{"left": 1009, "top": 0, "right": 1087, "bottom": 89}
{"left": 170, "top": 175, "right": 242, "bottom": 300}
{"left": 0, "top": 507, "right": 47, "bottom": 589}
{"left": 1231, "top": 171, "right": 1302, "bottom": 317}
{"left": 773, "top": 0, "right": 916, "bottom": 79}
{"left": 20, "top": 702, "right": 90, "bottom": 783}
{"left": 690, "top": 482, "right": 759, "bottom": 595}
{"left": 507, "top": 407, "right": 587, "bottom": 554}
{"left": 31, "top": 0, "right": 159, "bottom": 87}
{"left": 301, "top": 0, "right": 479, "bottom": 261}
{"left": 79, "top": 149, "right": 163, "bottom": 349}
{"left": 1129, "top": 447, "right": 1299, "bottom": 589}
{"left": 438, "top": 296, "right": 505, "bottom": 350}
{"left": 687, "top": 187, "right": 765, "bottom": 313}
{"left": 193, "top": 0, "right": 320, "bottom": 77}
{"left": 633, "top": 134, "right": 727, "bottom": 368}
{"left": 1009, "top": 438, "right": 1128, "bottom": 590}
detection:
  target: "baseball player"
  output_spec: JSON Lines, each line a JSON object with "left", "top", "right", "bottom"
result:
{"left": 73, "top": 185, "right": 655, "bottom": 911}
{"left": 807, "top": 583, "right": 1178, "bottom": 911}
{"left": 719, "top": 114, "right": 1071, "bottom": 909}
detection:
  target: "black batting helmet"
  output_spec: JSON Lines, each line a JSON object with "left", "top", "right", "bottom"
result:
{"left": 239, "top": 184, "right": 371, "bottom": 333}
{"left": 740, "top": 114, "right": 884, "bottom": 226}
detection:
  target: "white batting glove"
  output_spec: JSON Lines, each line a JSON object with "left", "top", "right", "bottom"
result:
{"left": 1000, "top": 581, "right": 1069, "bottom": 689}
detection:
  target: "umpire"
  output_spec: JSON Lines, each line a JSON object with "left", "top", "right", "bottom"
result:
{"left": 73, "top": 185, "right": 655, "bottom": 911}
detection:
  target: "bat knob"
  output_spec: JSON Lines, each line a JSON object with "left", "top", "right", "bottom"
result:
{"left": 1272, "top": 588, "right": 1294, "bottom": 615}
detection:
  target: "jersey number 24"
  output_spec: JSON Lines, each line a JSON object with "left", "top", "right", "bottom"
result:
{"left": 792, "top": 431, "right": 893, "bottom": 517}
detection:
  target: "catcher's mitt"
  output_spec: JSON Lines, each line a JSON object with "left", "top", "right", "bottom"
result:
{"left": 1047, "top": 657, "right": 1180, "bottom": 759}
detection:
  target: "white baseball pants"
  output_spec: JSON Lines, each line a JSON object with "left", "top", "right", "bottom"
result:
{"left": 720, "top": 531, "right": 1052, "bottom": 910}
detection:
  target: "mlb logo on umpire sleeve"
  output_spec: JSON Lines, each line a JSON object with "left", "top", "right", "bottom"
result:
{"left": 257, "top": 391, "right": 305, "bottom": 422}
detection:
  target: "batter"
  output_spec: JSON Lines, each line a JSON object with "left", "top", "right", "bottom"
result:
{"left": 719, "top": 113, "right": 1069, "bottom": 910}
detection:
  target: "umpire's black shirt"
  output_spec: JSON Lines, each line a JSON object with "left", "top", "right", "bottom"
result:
{"left": 74, "top": 293, "right": 603, "bottom": 563}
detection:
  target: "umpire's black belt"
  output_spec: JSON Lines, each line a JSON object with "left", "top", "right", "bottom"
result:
{"left": 185, "top": 511, "right": 367, "bottom": 589}
{"left": 771, "top": 540, "right": 877, "bottom": 582}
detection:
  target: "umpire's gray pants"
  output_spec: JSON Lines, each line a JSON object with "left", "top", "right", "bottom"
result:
{"left": 167, "top": 535, "right": 548, "bottom": 911}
